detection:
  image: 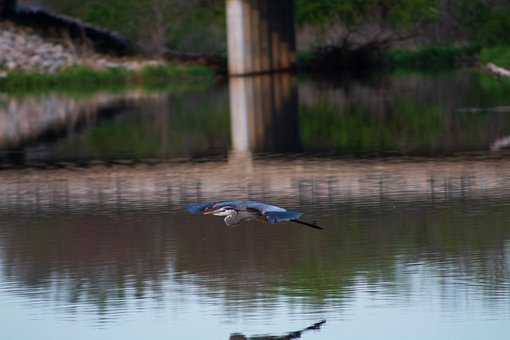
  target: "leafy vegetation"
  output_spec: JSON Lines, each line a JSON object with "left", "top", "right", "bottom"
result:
{"left": 39, "top": 0, "right": 226, "bottom": 55}
{"left": 296, "top": 0, "right": 439, "bottom": 48}
{"left": 455, "top": 0, "right": 510, "bottom": 47}
{"left": 294, "top": 0, "right": 510, "bottom": 71}
{"left": 480, "top": 47, "right": 510, "bottom": 70}
{"left": 11, "top": 0, "right": 510, "bottom": 72}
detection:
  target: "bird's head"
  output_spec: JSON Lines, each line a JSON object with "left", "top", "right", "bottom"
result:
{"left": 203, "top": 206, "right": 236, "bottom": 217}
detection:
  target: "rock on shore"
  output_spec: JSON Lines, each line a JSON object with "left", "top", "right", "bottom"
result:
{"left": 0, "top": 21, "right": 163, "bottom": 74}
{"left": 0, "top": 21, "right": 77, "bottom": 73}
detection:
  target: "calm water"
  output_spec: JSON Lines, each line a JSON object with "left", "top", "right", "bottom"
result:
{"left": 1, "top": 70, "right": 510, "bottom": 339}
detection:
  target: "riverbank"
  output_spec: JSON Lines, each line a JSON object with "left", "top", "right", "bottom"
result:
{"left": 0, "top": 20, "right": 215, "bottom": 93}
{"left": 0, "top": 20, "right": 147, "bottom": 73}
{"left": 3, "top": 15, "right": 510, "bottom": 93}
{"left": 297, "top": 45, "right": 480, "bottom": 74}
{"left": 480, "top": 47, "right": 510, "bottom": 78}
{"left": 0, "top": 64, "right": 215, "bottom": 93}
{"left": 297, "top": 44, "right": 510, "bottom": 80}
{"left": 386, "top": 46, "right": 480, "bottom": 70}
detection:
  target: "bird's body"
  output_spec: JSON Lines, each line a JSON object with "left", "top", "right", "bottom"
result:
{"left": 185, "top": 200, "right": 323, "bottom": 230}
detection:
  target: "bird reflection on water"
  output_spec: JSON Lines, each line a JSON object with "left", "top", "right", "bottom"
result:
{"left": 230, "top": 320, "right": 326, "bottom": 340}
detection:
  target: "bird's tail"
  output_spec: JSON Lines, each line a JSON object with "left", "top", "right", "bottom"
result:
{"left": 292, "top": 219, "right": 324, "bottom": 230}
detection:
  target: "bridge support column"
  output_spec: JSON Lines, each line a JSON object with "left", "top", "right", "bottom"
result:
{"left": 226, "top": 0, "right": 296, "bottom": 76}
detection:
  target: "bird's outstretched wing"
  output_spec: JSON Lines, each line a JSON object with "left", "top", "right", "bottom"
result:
{"left": 264, "top": 211, "right": 303, "bottom": 224}
{"left": 243, "top": 201, "right": 286, "bottom": 213}
{"left": 244, "top": 202, "right": 323, "bottom": 229}
{"left": 185, "top": 200, "right": 286, "bottom": 215}
{"left": 241, "top": 201, "right": 303, "bottom": 224}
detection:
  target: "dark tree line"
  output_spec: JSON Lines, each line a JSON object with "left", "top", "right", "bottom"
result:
{"left": 6, "top": 0, "right": 510, "bottom": 56}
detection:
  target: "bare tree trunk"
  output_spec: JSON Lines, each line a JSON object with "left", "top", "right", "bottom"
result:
{"left": 0, "top": 0, "right": 16, "bottom": 18}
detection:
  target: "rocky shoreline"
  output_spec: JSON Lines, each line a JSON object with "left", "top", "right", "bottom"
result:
{"left": 0, "top": 21, "right": 163, "bottom": 75}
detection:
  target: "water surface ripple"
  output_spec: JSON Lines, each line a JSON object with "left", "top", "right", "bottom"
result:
{"left": 1, "top": 70, "right": 510, "bottom": 339}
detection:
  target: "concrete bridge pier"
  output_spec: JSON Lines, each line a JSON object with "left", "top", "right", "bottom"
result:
{"left": 226, "top": 0, "right": 296, "bottom": 76}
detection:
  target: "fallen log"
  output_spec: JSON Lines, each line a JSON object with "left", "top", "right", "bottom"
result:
{"left": 486, "top": 63, "right": 510, "bottom": 78}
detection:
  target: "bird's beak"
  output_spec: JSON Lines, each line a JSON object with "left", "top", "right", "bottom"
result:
{"left": 202, "top": 209, "right": 216, "bottom": 215}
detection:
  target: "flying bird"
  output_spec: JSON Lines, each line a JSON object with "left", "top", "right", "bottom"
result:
{"left": 185, "top": 200, "right": 323, "bottom": 230}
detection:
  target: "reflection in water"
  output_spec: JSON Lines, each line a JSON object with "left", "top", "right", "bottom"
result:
{"left": 298, "top": 71, "right": 510, "bottom": 155}
{"left": 1, "top": 156, "right": 510, "bottom": 339}
{"left": 230, "top": 74, "right": 300, "bottom": 153}
{"left": 0, "top": 92, "right": 155, "bottom": 149}
{"left": 0, "top": 88, "right": 230, "bottom": 163}
{"left": 1, "top": 158, "right": 510, "bottom": 306}
{"left": 1, "top": 213, "right": 174, "bottom": 315}
{"left": 230, "top": 320, "right": 326, "bottom": 340}
{"left": 2, "top": 70, "right": 510, "bottom": 339}
{"left": 491, "top": 135, "right": 510, "bottom": 151}
{"left": 2, "top": 70, "right": 510, "bottom": 163}
{"left": 2, "top": 157, "right": 510, "bottom": 212}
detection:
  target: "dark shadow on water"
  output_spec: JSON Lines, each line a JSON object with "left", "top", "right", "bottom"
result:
{"left": 230, "top": 320, "right": 326, "bottom": 340}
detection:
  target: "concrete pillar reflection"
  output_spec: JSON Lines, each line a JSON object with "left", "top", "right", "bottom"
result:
{"left": 226, "top": 0, "right": 296, "bottom": 75}
{"left": 229, "top": 74, "right": 301, "bottom": 153}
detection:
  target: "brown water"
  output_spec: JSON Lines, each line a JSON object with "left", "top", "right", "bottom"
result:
{"left": 1, "top": 70, "right": 510, "bottom": 339}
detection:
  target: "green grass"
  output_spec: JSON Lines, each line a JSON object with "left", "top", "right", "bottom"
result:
{"left": 480, "top": 46, "right": 510, "bottom": 69}
{"left": 386, "top": 46, "right": 480, "bottom": 70}
{"left": 0, "top": 63, "right": 215, "bottom": 94}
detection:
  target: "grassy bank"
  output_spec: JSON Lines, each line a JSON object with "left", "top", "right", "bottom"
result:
{"left": 0, "top": 63, "right": 215, "bottom": 93}
{"left": 386, "top": 46, "right": 480, "bottom": 70}
{"left": 480, "top": 47, "right": 510, "bottom": 69}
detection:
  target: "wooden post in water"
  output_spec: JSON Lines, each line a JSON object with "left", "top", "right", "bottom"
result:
{"left": 226, "top": 0, "right": 296, "bottom": 76}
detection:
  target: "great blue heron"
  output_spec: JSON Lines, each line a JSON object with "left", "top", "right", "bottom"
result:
{"left": 185, "top": 200, "right": 323, "bottom": 230}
